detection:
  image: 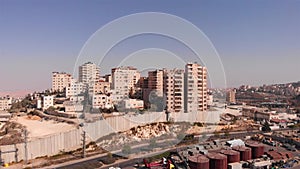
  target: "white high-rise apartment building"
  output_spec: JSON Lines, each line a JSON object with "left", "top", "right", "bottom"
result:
{"left": 111, "top": 66, "right": 140, "bottom": 97}
{"left": 52, "top": 72, "right": 72, "bottom": 92}
{"left": 184, "top": 62, "right": 208, "bottom": 113}
{"left": 79, "top": 62, "right": 100, "bottom": 85}
{"left": 66, "top": 79, "right": 85, "bottom": 98}
{"left": 163, "top": 69, "right": 185, "bottom": 113}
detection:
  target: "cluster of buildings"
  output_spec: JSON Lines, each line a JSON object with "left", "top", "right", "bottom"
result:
{"left": 238, "top": 82, "right": 300, "bottom": 97}
{"left": 47, "top": 62, "right": 209, "bottom": 115}
{"left": 241, "top": 106, "right": 298, "bottom": 127}
{"left": 223, "top": 104, "right": 299, "bottom": 131}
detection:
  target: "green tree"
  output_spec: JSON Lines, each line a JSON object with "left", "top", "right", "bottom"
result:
{"left": 107, "top": 152, "right": 113, "bottom": 158}
{"left": 47, "top": 106, "right": 56, "bottom": 112}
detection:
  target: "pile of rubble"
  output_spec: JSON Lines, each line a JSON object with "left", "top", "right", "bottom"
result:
{"left": 126, "top": 123, "right": 173, "bottom": 139}
{"left": 26, "top": 115, "right": 42, "bottom": 121}
{"left": 0, "top": 121, "right": 25, "bottom": 145}
{"left": 97, "top": 122, "right": 182, "bottom": 149}
{"left": 99, "top": 135, "right": 132, "bottom": 149}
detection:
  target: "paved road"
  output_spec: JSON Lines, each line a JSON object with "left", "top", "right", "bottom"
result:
{"left": 45, "top": 128, "right": 297, "bottom": 169}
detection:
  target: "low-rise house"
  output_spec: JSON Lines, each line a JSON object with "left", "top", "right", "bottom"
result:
{"left": 0, "top": 96, "right": 12, "bottom": 111}
{"left": 63, "top": 101, "right": 83, "bottom": 112}
{"left": 117, "top": 99, "right": 144, "bottom": 111}
{"left": 43, "top": 95, "right": 54, "bottom": 110}
{"left": 92, "top": 94, "right": 112, "bottom": 109}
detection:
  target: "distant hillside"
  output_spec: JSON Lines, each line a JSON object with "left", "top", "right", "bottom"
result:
{"left": 291, "top": 81, "right": 300, "bottom": 88}
{"left": 0, "top": 90, "right": 32, "bottom": 98}
{"left": 237, "top": 81, "right": 300, "bottom": 97}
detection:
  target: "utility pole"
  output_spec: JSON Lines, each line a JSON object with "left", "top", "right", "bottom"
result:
{"left": 14, "top": 147, "right": 18, "bottom": 163}
{"left": 82, "top": 131, "right": 86, "bottom": 158}
{"left": 0, "top": 150, "right": 3, "bottom": 167}
{"left": 24, "top": 129, "right": 28, "bottom": 164}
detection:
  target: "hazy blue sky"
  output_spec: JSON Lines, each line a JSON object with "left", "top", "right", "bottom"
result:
{"left": 0, "top": 0, "right": 300, "bottom": 93}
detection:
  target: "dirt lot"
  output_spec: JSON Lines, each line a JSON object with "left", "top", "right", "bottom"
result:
{"left": 12, "top": 116, "right": 76, "bottom": 139}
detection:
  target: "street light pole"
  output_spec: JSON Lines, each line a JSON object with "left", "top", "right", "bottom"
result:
{"left": 82, "top": 130, "right": 86, "bottom": 158}
{"left": 24, "top": 129, "right": 28, "bottom": 164}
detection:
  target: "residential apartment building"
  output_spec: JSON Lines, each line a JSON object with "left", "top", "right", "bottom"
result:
{"left": 70, "top": 95, "right": 85, "bottom": 102}
{"left": 92, "top": 94, "right": 112, "bottom": 109}
{"left": 63, "top": 101, "right": 83, "bottom": 113}
{"left": 133, "top": 77, "right": 146, "bottom": 100}
{"left": 141, "top": 70, "right": 164, "bottom": 108}
{"left": 0, "top": 96, "right": 12, "bottom": 111}
{"left": 37, "top": 99, "right": 42, "bottom": 109}
{"left": 148, "top": 70, "right": 164, "bottom": 97}
{"left": 51, "top": 72, "right": 72, "bottom": 92}
{"left": 43, "top": 95, "right": 54, "bottom": 110}
{"left": 104, "top": 74, "right": 112, "bottom": 85}
{"left": 117, "top": 99, "right": 144, "bottom": 111}
{"left": 78, "top": 62, "right": 100, "bottom": 85}
{"left": 242, "top": 106, "right": 277, "bottom": 121}
{"left": 66, "top": 79, "right": 85, "bottom": 98}
{"left": 163, "top": 69, "right": 185, "bottom": 113}
{"left": 184, "top": 62, "right": 208, "bottom": 113}
{"left": 227, "top": 89, "right": 236, "bottom": 103}
{"left": 89, "top": 80, "right": 110, "bottom": 95}
{"left": 111, "top": 66, "right": 140, "bottom": 97}
{"left": 64, "top": 95, "right": 84, "bottom": 113}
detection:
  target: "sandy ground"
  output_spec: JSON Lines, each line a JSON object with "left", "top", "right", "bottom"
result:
{"left": 13, "top": 116, "right": 76, "bottom": 138}
{"left": 186, "top": 125, "right": 222, "bottom": 135}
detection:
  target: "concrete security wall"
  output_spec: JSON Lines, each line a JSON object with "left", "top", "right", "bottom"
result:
{"left": 0, "top": 129, "right": 82, "bottom": 163}
{"left": 0, "top": 111, "right": 221, "bottom": 163}
{"left": 0, "top": 112, "right": 166, "bottom": 163}
{"left": 27, "top": 129, "right": 82, "bottom": 159}
{"left": 171, "top": 111, "right": 221, "bottom": 123}
{"left": 74, "top": 111, "right": 221, "bottom": 148}
{"left": 0, "top": 143, "right": 23, "bottom": 163}
{"left": 84, "top": 112, "right": 166, "bottom": 141}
